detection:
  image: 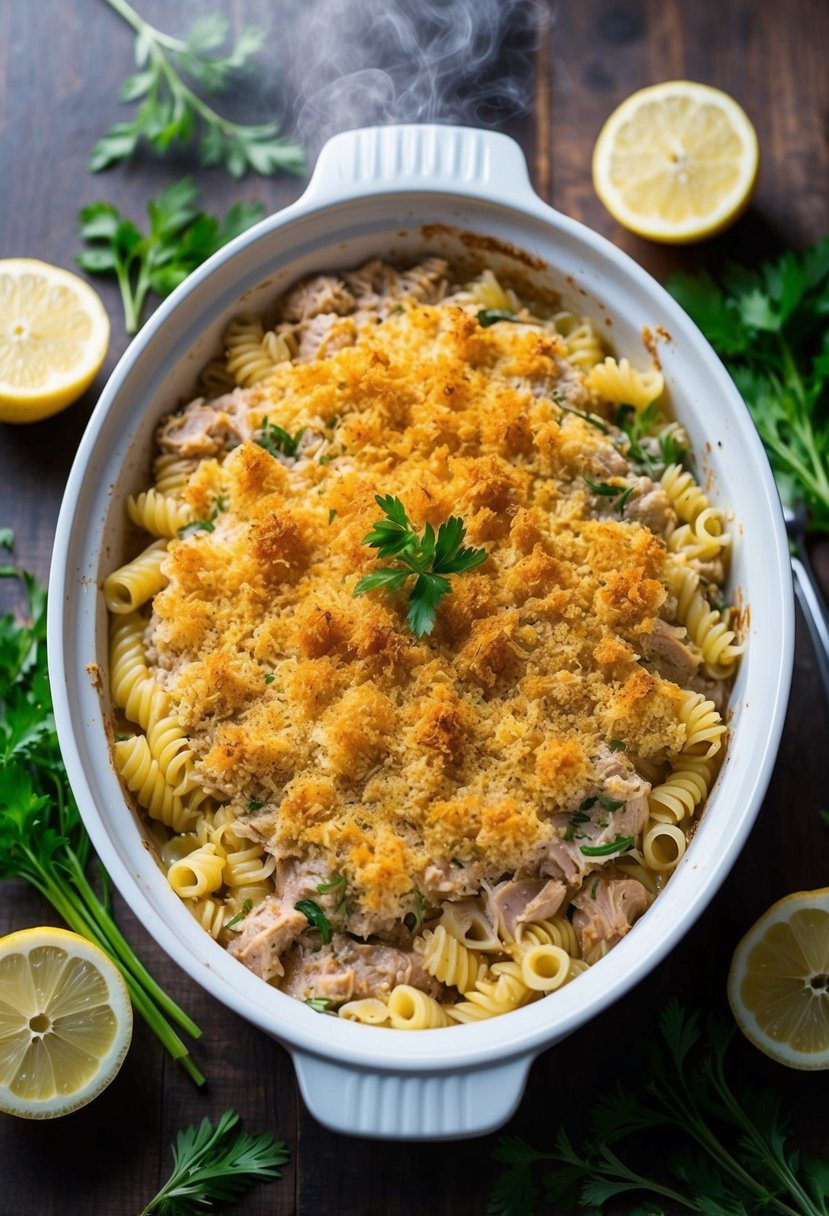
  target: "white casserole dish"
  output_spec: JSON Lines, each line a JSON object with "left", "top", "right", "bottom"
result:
{"left": 49, "top": 124, "right": 794, "bottom": 1140}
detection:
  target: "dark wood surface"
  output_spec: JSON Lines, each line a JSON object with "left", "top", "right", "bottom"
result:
{"left": 1, "top": 1, "right": 828, "bottom": 1212}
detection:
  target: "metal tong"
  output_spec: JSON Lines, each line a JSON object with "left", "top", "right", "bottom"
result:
{"left": 784, "top": 503, "right": 829, "bottom": 704}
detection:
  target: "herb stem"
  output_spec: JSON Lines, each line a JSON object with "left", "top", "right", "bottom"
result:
{"left": 102, "top": 0, "right": 188, "bottom": 53}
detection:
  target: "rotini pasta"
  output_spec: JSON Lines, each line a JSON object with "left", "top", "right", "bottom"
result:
{"left": 670, "top": 564, "right": 744, "bottom": 678}
{"left": 339, "top": 998, "right": 391, "bottom": 1025}
{"left": 587, "top": 355, "right": 664, "bottom": 408}
{"left": 127, "top": 488, "right": 193, "bottom": 539}
{"left": 552, "top": 311, "right": 605, "bottom": 369}
{"left": 113, "top": 736, "right": 196, "bottom": 833}
{"left": 387, "top": 985, "right": 451, "bottom": 1029}
{"left": 167, "top": 842, "right": 226, "bottom": 898}
{"left": 417, "top": 924, "right": 485, "bottom": 993}
{"left": 104, "top": 539, "right": 168, "bottom": 614}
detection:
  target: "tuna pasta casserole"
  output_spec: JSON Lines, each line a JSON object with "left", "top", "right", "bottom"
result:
{"left": 105, "top": 256, "right": 742, "bottom": 1029}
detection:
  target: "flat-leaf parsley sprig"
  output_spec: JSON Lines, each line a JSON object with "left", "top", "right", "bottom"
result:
{"left": 488, "top": 1000, "right": 829, "bottom": 1216}
{"left": 94, "top": 0, "right": 305, "bottom": 179}
{"left": 668, "top": 239, "right": 829, "bottom": 529}
{"left": 354, "top": 495, "right": 488, "bottom": 638}
{"left": 78, "top": 177, "right": 264, "bottom": 334}
{"left": 137, "top": 1108, "right": 289, "bottom": 1216}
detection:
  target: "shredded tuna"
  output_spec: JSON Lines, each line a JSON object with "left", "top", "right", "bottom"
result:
{"left": 227, "top": 896, "right": 307, "bottom": 982}
{"left": 279, "top": 933, "right": 442, "bottom": 1004}
{"left": 571, "top": 873, "right": 653, "bottom": 964}
{"left": 485, "top": 877, "right": 567, "bottom": 940}
{"left": 155, "top": 389, "right": 256, "bottom": 458}
{"left": 279, "top": 275, "right": 356, "bottom": 323}
{"left": 638, "top": 617, "right": 700, "bottom": 686}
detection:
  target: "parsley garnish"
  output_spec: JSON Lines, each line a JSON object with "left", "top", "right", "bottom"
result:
{"left": 583, "top": 478, "right": 635, "bottom": 515}
{"left": 304, "top": 998, "right": 335, "bottom": 1015}
{"left": 596, "top": 793, "right": 625, "bottom": 812}
{"left": 254, "top": 418, "right": 305, "bottom": 459}
{"left": 590, "top": 876, "right": 600, "bottom": 899}
{"left": 608, "top": 739, "right": 626, "bottom": 752}
{"left": 354, "top": 495, "right": 488, "bottom": 637}
{"left": 77, "top": 178, "right": 264, "bottom": 334}
{"left": 223, "top": 898, "right": 253, "bottom": 931}
{"left": 139, "top": 1108, "right": 288, "bottom": 1215}
{"left": 579, "top": 834, "right": 633, "bottom": 857}
{"left": 178, "top": 494, "right": 227, "bottom": 539}
{"left": 328, "top": 509, "right": 337, "bottom": 524}
{"left": 0, "top": 559, "right": 203, "bottom": 1084}
{"left": 247, "top": 800, "right": 262, "bottom": 812}
{"left": 580, "top": 797, "right": 597, "bottom": 811}
{"left": 669, "top": 241, "right": 829, "bottom": 529}
{"left": 92, "top": 3, "right": 305, "bottom": 180}
{"left": 489, "top": 1001, "right": 829, "bottom": 1216}
{"left": 404, "top": 888, "right": 427, "bottom": 934}
{"left": 316, "top": 875, "right": 346, "bottom": 894}
{"left": 295, "top": 899, "right": 331, "bottom": 944}
{"left": 477, "top": 308, "right": 520, "bottom": 326}
{"left": 556, "top": 402, "right": 610, "bottom": 434}
{"left": 263, "top": 674, "right": 275, "bottom": 685}
{"left": 563, "top": 811, "right": 591, "bottom": 842}
{"left": 0, "top": 528, "right": 13, "bottom": 551}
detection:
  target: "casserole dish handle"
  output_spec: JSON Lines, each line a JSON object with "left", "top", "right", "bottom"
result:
{"left": 293, "top": 1048, "right": 536, "bottom": 1139}
{"left": 301, "top": 123, "right": 540, "bottom": 209}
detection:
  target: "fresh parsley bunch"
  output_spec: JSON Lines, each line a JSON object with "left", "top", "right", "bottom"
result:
{"left": 0, "top": 546, "right": 203, "bottom": 1083}
{"left": 489, "top": 1001, "right": 829, "bottom": 1216}
{"left": 354, "top": 495, "right": 488, "bottom": 637}
{"left": 93, "top": 1, "right": 305, "bottom": 180}
{"left": 77, "top": 177, "right": 264, "bottom": 333}
{"left": 669, "top": 239, "right": 829, "bottom": 529}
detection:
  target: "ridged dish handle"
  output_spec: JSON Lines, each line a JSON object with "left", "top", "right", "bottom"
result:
{"left": 302, "top": 123, "right": 539, "bottom": 208}
{"left": 293, "top": 1049, "right": 534, "bottom": 1140}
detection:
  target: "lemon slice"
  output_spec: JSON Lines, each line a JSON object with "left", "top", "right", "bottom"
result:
{"left": 0, "top": 258, "right": 110, "bottom": 423}
{"left": 728, "top": 889, "right": 829, "bottom": 1070}
{"left": 592, "top": 81, "right": 760, "bottom": 243}
{"left": 0, "top": 927, "right": 132, "bottom": 1118}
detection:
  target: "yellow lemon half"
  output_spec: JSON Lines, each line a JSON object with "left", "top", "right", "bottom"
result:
{"left": 0, "top": 258, "right": 110, "bottom": 424}
{"left": 0, "top": 927, "right": 132, "bottom": 1118}
{"left": 728, "top": 889, "right": 829, "bottom": 1070}
{"left": 592, "top": 81, "right": 760, "bottom": 244}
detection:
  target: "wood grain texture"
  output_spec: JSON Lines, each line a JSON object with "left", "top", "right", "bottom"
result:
{"left": 1, "top": 0, "right": 828, "bottom": 1213}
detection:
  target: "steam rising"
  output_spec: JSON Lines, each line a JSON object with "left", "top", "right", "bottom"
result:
{"left": 280, "top": 0, "right": 549, "bottom": 154}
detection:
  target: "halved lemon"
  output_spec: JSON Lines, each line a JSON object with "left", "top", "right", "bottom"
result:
{"left": 0, "top": 258, "right": 110, "bottom": 423}
{"left": 0, "top": 927, "right": 132, "bottom": 1118}
{"left": 728, "top": 889, "right": 829, "bottom": 1070}
{"left": 592, "top": 81, "right": 760, "bottom": 243}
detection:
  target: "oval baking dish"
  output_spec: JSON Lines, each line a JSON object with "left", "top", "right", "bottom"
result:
{"left": 49, "top": 124, "right": 793, "bottom": 1140}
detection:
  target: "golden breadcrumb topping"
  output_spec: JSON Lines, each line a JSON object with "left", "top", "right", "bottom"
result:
{"left": 150, "top": 304, "right": 687, "bottom": 917}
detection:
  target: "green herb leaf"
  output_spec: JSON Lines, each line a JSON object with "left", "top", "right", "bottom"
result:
{"left": 247, "top": 800, "right": 263, "bottom": 811}
{"left": 608, "top": 739, "right": 626, "bottom": 752}
{"left": 77, "top": 179, "right": 264, "bottom": 333}
{"left": 0, "top": 529, "right": 13, "bottom": 552}
{"left": 477, "top": 308, "right": 521, "bottom": 327}
{"left": 254, "top": 418, "right": 305, "bottom": 459}
{"left": 579, "top": 834, "right": 633, "bottom": 857}
{"left": 669, "top": 241, "right": 829, "bottom": 529}
{"left": 223, "top": 898, "right": 253, "bottom": 932}
{"left": 295, "top": 899, "right": 331, "bottom": 944}
{"left": 92, "top": 4, "right": 304, "bottom": 180}
{"left": 404, "top": 888, "right": 427, "bottom": 934}
{"left": 316, "top": 875, "right": 346, "bottom": 894}
{"left": 139, "top": 1108, "right": 288, "bottom": 1214}
{"left": 305, "top": 997, "right": 335, "bottom": 1014}
{"left": 583, "top": 477, "right": 627, "bottom": 499}
{"left": 354, "top": 495, "right": 487, "bottom": 637}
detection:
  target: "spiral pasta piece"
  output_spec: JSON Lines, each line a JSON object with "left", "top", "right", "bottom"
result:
{"left": 152, "top": 454, "right": 199, "bottom": 498}
{"left": 147, "top": 713, "right": 198, "bottom": 795}
{"left": 661, "top": 464, "right": 710, "bottom": 524}
{"left": 447, "top": 966, "right": 532, "bottom": 1023}
{"left": 224, "top": 316, "right": 292, "bottom": 387}
{"left": 127, "top": 488, "right": 193, "bottom": 539}
{"left": 387, "top": 985, "right": 451, "bottom": 1029}
{"left": 197, "top": 357, "right": 237, "bottom": 400}
{"left": 186, "top": 896, "right": 228, "bottom": 940}
{"left": 667, "top": 507, "right": 730, "bottom": 562}
{"left": 167, "top": 842, "right": 226, "bottom": 898}
{"left": 450, "top": 269, "right": 521, "bottom": 313}
{"left": 552, "top": 312, "right": 605, "bottom": 370}
{"left": 519, "top": 944, "right": 572, "bottom": 992}
{"left": 516, "top": 916, "right": 580, "bottom": 957}
{"left": 671, "top": 564, "right": 744, "bottom": 678}
{"left": 587, "top": 356, "right": 664, "bottom": 408}
{"left": 339, "top": 998, "right": 391, "bottom": 1025}
{"left": 417, "top": 924, "right": 485, "bottom": 993}
{"left": 648, "top": 756, "right": 714, "bottom": 823}
{"left": 104, "top": 539, "right": 168, "bottom": 614}
{"left": 642, "top": 821, "right": 687, "bottom": 871}
{"left": 223, "top": 842, "right": 277, "bottom": 888}
{"left": 113, "top": 735, "right": 196, "bottom": 833}
{"left": 109, "top": 613, "right": 170, "bottom": 730}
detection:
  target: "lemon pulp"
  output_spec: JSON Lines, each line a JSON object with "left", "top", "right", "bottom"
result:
{"left": 0, "top": 258, "right": 110, "bottom": 423}
{"left": 592, "top": 81, "right": 759, "bottom": 243}
{"left": 0, "top": 927, "right": 132, "bottom": 1117}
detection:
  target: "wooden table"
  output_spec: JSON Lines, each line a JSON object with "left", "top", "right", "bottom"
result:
{"left": 1, "top": 1, "right": 828, "bottom": 1212}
